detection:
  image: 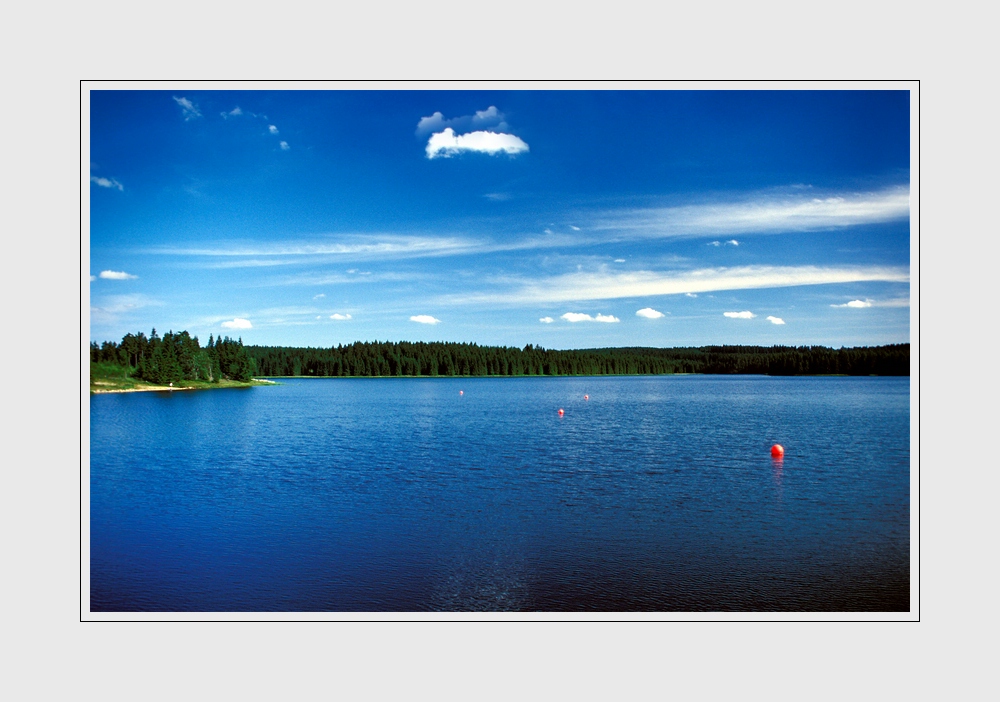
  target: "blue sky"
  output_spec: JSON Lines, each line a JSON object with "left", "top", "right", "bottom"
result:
{"left": 89, "top": 89, "right": 910, "bottom": 349}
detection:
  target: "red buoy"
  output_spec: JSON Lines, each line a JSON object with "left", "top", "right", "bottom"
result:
{"left": 584, "top": 394, "right": 589, "bottom": 400}
{"left": 558, "top": 408, "right": 565, "bottom": 416}
{"left": 459, "top": 390, "right": 463, "bottom": 396}
{"left": 771, "top": 444, "right": 784, "bottom": 457}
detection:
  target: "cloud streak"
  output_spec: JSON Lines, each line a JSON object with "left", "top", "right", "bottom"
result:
{"left": 592, "top": 187, "right": 909, "bottom": 238}
{"left": 561, "top": 312, "right": 620, "bottom": 323}
{"left": 98, "top": 270, "right": 137, "bottom": 280}
{"left": 91, "top": 176, "right": 123, "bottom": 191}
{"left": 724, "top": 311, "right": 755, "bottom": 319}
{"left": 463, "top": 265, "right": 910, "bottom": 305}
{"left": 173, "top": 96, "right": 201, "bottom": 121}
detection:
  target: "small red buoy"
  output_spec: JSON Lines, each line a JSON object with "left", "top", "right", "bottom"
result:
{"left": 558, "top": 408, "right": 565, "bottom": 416}
{"left": 459, "top": 390, "right": 463, "bottom": 396}
{"left": 771, "top": 444, "right": 784, "bottom": 457}
{"left": 584, "top": 394, "right": 589, "bottom": 400}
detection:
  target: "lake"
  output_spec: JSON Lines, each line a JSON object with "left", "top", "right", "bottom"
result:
{"left": 89, "top": 375, "right": 910, "bottom": 612}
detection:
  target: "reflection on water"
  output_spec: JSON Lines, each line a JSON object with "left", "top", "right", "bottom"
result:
{"left": 90, "top": 375, "right": 910, "bottom": 612}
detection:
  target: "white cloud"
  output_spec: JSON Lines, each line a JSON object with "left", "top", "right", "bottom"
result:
{"left": 416, "top": 106, "right": 507, "bottom": 136}
{"left": 561, "top": 312, "right": 620, "bottom": 323}
{"left": 91, "top": 176, "right": 123, "bottom": 191}
{"left": 539, "top": 317, "right": 554, "bottom": 323}
{"left": 766, "top": 316, "right": 785, "bottom": 324}
{"left": 614, "top": 258, "right": 626, "bottom": 263}
{"left": 410, "top": 315, "right": 441, "bottom": 325}
{"left": 594, "top": 186, "right": 909, "bottom": 238}
{"left": 426, "top": 128, "right": 529, "bottom": 159}
{"left": 724, "top": 311, "right": 756, "bottom": 319}
{"left": 313, "top": 293, "right": 326, "bottom": 299}
{"left": 98, "top": 270, "right": 137, "bottom": 280}
{"left": 708, "top": 241, "right": 721, "bottom": 246}
{"left": 685, "top": 293, "right": 698, "bottom": 298}
{"left": 329, "top": 313, "right": 352, "bottom": 320}
{"left": 484, "top": 192, "right": 511, "bottom": 201}
{"left": 832, "top": 299, "right": 873, "bottom": 308}
{"left": 173, "top": 96, "right": 201, "bottom": 121}
{"left": 636, "top": 307, "right": 665, "bottom": 319}
{"left": 222, "top": 318, "right": 253, "bottom": 329}
{"left": 279, "top": 141, "right": 290, "bottom": 150}
{"left": 221, "top": 107, "right": 243, "bottom": 118}
{"left": 89, "top": 275, "right": 97, "bottom": 282}
{"left": 469, "top": 265, "right": 909, "bottom": 305}
{"left": 727, "top": 239, "right": 740, "bottom": 246}
{"left": 268, "top": 125, "right": 279, "bottom": 134}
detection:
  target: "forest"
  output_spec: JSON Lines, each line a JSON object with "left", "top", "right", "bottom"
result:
{"left": 244, "top": 340, "right": 909, "bottom": 377}
{"left": 89, "top": 329, "right": 257, "bottom": 384}
{"left": 92, "top": 332, "right": 909, "bottom": 381}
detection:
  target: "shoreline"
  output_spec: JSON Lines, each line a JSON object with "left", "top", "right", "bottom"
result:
{"left": 90, "top": 379, "right": 277, "bottom": 395}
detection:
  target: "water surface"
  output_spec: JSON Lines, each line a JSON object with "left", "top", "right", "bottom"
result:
{"left": 90, "top": 375, "right": 910, "bottom": 611}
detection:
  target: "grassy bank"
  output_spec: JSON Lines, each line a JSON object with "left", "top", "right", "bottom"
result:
{"left": 90, "top": 362, "right": 275, "bottom": 394}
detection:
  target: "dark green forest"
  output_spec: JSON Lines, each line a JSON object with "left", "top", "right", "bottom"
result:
{"left": 91, "top": 332, "right": 909, "bottom": 380}
{"left": 244, "top": 340, "right": 909, "bottom": 377}
{"left": 90, "top": 330, "right": 257, "bottom": 383}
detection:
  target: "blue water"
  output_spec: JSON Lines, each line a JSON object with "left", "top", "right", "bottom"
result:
{"left": 90, "top": 376, "right": 910, "bottom": 612}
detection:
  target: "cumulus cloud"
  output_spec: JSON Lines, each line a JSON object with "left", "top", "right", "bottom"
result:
{"left": 98, "top": 270, "right": 137, "bottom": 280}
{"left": 416, "top": 106, "right": 508, "bottom": 136}
{"left": 561, "top": 312, "right": 620, "bottom": 323}
{"left": 724, "top": 311, "right": 756, "bottom": 319}
{"left": 614, "top": 258, "right": 626, "bottom": 263}
{"left": 410, "top": 315, "right": 441, "bottom": 325}
{"left": 329, "top": 313, "right": 352, "bottom": 320}
{"left": 832, "top": 299, "right": 873, "bottom": 308}
{"left": 685, "top": 293, "right": 698, "bottom": 298}
{"left": 766, "top": 316, "right": 785, "bottom": 324}
{"left": 268, "top": 125, "right": 279, "bottom": 134}
{"left": 426, "top": 128, "right": 529, "bottom": 159}
{"left": 173, "top": 96, "right": 201, "bottom": 121}
{"left": 222, "top": 318, "right": 252, "bottom": 329}
{"left": 279, "top": 141, "right": 290, "bottom": 150}
{"left": 540, "top": 317, "right": 554, "bottom": 323}
{"left": 636, "top": 307, "right": 665, "bottom": 319}
{"left": 91, "top": 176, "right": 123, "bottom": 191}
{"left": 89, "top": 275, "right": 97, "bottom": 282}
{"left": 709, "top": 241, "right": 721, "bottom": 246}
{"left": 221, "top": 107, "right": 243, "bottom": 118}
{"left": 571, "top": 226, "right": 581, "bottom": 231}
{"left": 727, "top": 239, "right": 740, "bottom": 246}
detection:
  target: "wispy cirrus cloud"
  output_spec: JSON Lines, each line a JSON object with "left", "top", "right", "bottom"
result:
{"left": 426, "top": 128, "right": 529, "bottom": 159}
{"left": 561, "top": 312, "right": 620, "bottom": 323}
{"left": 173, "top": 96, "right": 201, "bottom": 121}
{"left": 91, "top": 176, "right": 123, "bottom": 191}
{"left": 592, "top": 186, "right": 909, "bottom": 239}
{"left": 454, "top": 265, "right": 910, "bottom": 305}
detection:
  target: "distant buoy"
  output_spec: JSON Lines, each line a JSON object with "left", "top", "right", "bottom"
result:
{"left": 558, "top": 408, "right": 565, "bottom": 416}
{"left": 771, "top": 444, "right": 784, "bottom": 457}
{"left": 459, "top": 390, "right": 463, "bottom": 396}
{"left": 584, "top": 394, "right": 589, "bottom": 400}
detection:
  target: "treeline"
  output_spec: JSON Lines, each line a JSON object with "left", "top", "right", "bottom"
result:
{"left": 90, "top": 329, "right": 257, "bottom": 383}
{"left": 244, "top": 341, "right": 910, "bottom": 377}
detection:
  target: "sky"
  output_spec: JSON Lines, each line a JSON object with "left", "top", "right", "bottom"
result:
{"left": 88, "top": 89, "right": 911, "bottom": 349}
